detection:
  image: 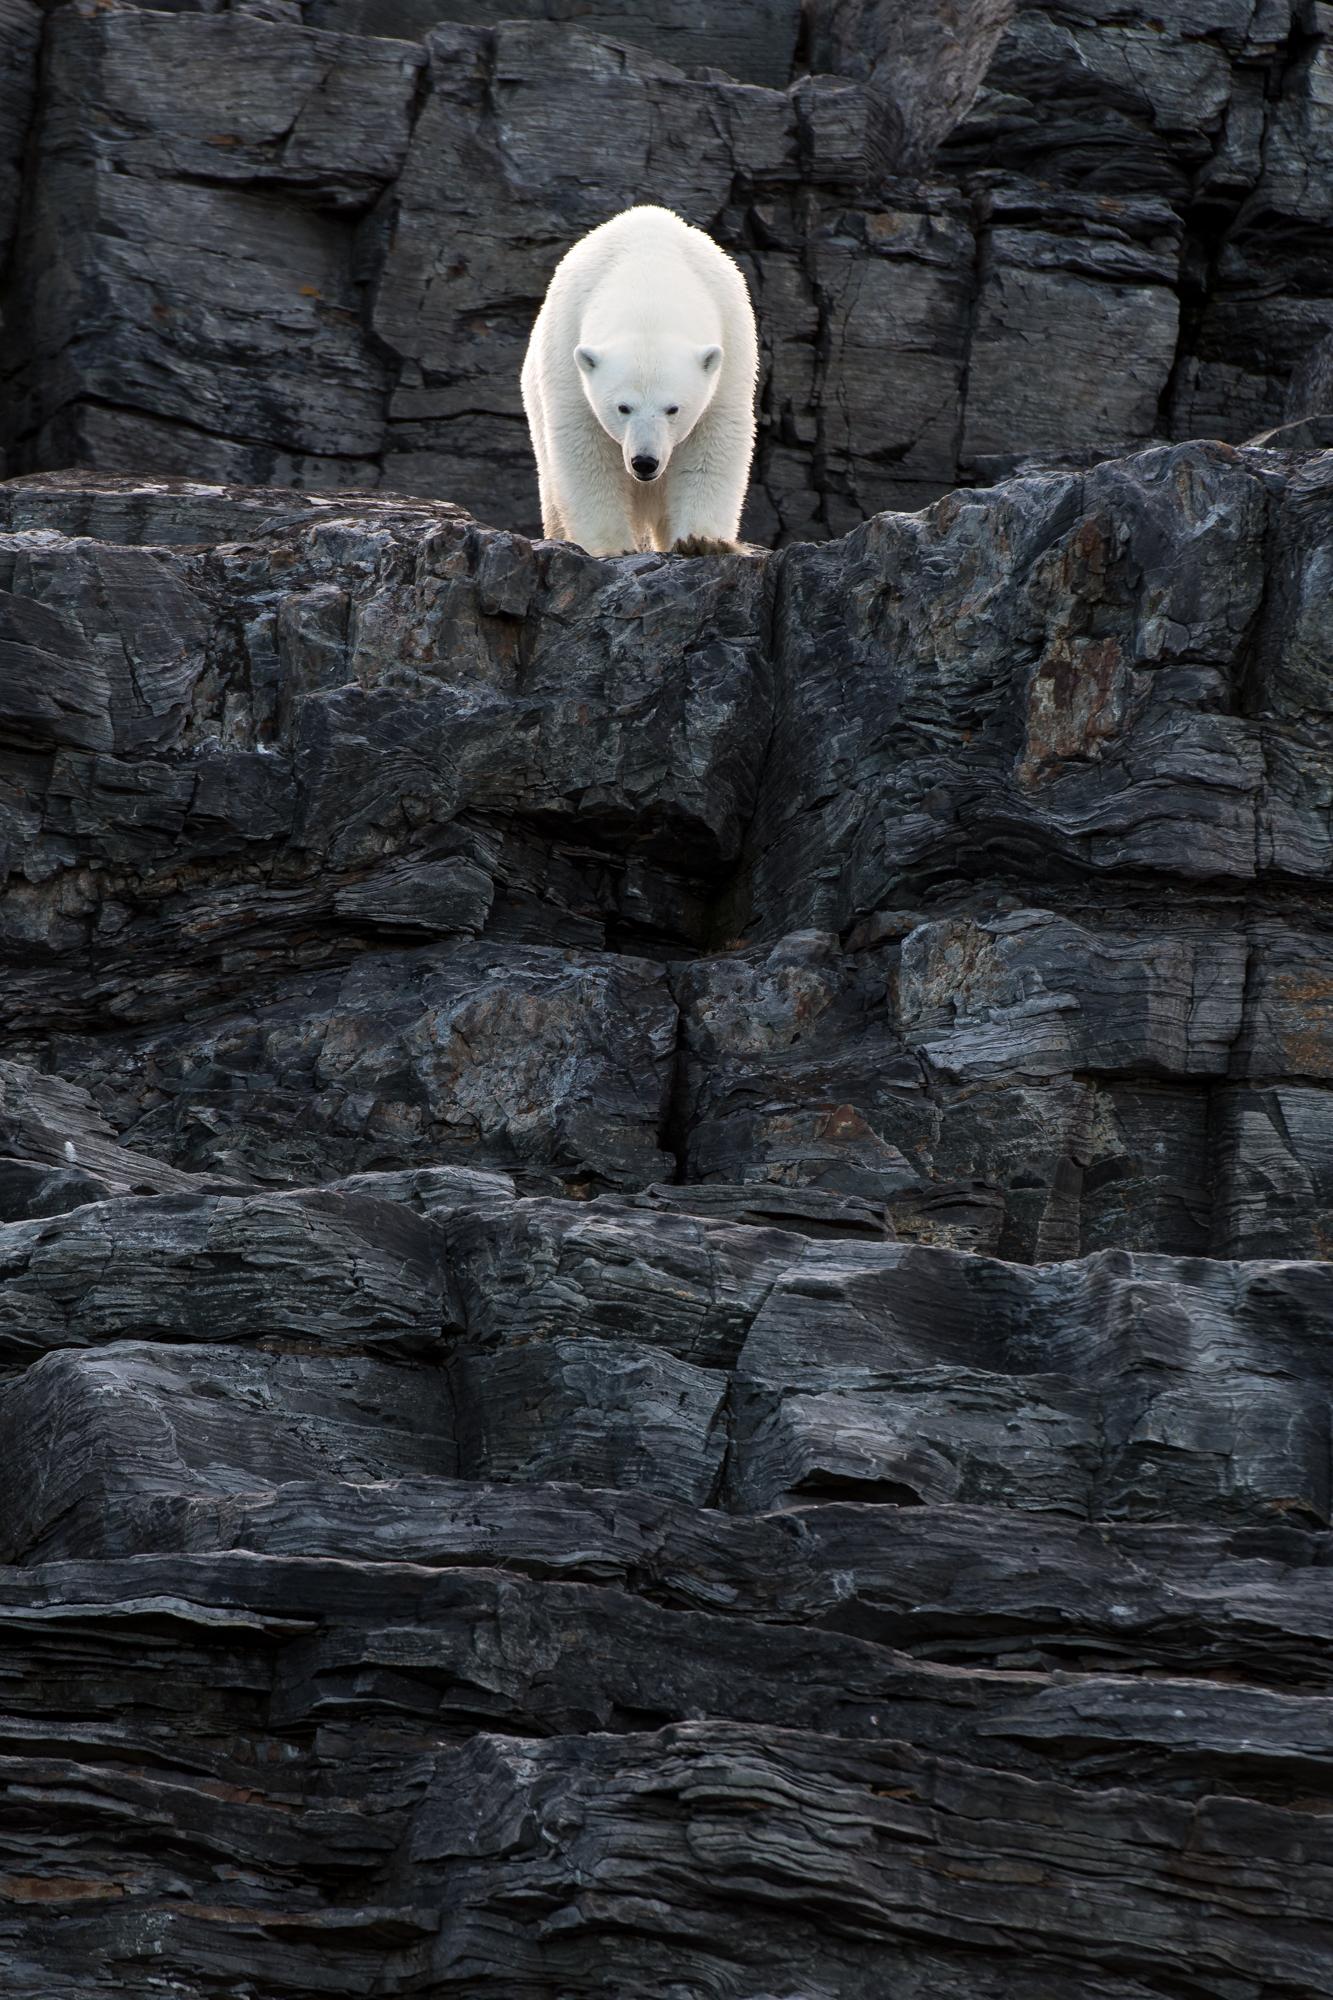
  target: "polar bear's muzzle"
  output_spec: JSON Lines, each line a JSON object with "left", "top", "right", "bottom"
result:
{"left": 623, "top": 417, "right": 671, "bottom": 482}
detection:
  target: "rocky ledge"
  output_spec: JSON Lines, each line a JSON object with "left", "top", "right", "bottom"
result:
{"left": 1, "top": 445, "right": 1332, "bottom": 1994}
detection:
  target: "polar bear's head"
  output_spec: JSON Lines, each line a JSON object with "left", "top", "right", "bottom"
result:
{"left": 574, "top": 340, "right": 722, "bottom": 483}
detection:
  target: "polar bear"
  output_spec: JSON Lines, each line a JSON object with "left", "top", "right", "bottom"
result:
{"left": 520, "top": 205, "right": 758, "bottom": 557}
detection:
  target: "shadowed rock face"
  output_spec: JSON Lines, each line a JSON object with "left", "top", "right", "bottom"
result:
{"left": 2, "top": 0, "right": 1332, "bottom": 538}
{"left": 1, "top": 448, "right": 1333, "bottom": 1993}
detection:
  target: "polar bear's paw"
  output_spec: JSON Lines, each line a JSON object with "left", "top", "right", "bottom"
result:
{"left": 672, "top": 534, "right": 740, "bottom": 557}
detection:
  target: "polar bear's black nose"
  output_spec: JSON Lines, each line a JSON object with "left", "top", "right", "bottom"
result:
{"left": 630, "top": 455, "right": 659, "bottom": 481}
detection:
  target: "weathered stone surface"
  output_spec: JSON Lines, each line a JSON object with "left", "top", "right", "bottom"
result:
{"left": 0, "top": 1057, "right": 209, "bottom": 1209}
{"left": 0, "top": 481, "right": 770, "bottom": 1076}
{"left": 629, "top": 1177, "right": 897, "bottom": 1240}
{"left": 674, "top": 913, "right": 1259, "bottom": 1258}
{"left": 398, "top": 1721, "right": 1333, "bottom": 1995}
{"left": 0, "top": 1187, "right": 453, "bottom": 1368}
{"left": 307, "top": 0, "right": 804, "bottom": 88}
{"left": 3, "top": 8, "right": 417, "bottom": 483}
{"left": 959, "top": 185, "right": 1182, "bottom": 478}
{"left": 4, "top": 444, "right": 1333, "bottom": 1261}
{"left": 941, "top": 0, "right": 1260, "bottom": 197}
{"left": 449, "top": 1338, "right": 728, "bottom": 1503}
{"left": 4, "top": 1178, "right": 1332, "bottom": 1530}
{"left": 2, "top": 1558, "right": 1328, "bottom": 1993}
{"left": 805, "top": 0, "right": 1017, "bottom": 173}
{"left": 1, "top": 350, "right": 1332, "bottom": 2000}
{"left": 446, "top": 1194, "right": 794, "bottom": 1367}
{"left": 750, "top": 440, "right": 1274, "bottom": 933}
{"left": 46, "top": 941, "right": 679, "bottom": 1189}
{"left": 1167, "top": 0, "right": 1333, "bottom": 444}
{"left": 1287, "top": 332, "right": 1333, "bottom": 417}
{"left": 727, "top": 1240, "right": 1333, "bottom": 1519}
{"left": 0, "top": 1343, "right": 460, "bottom": 1561}
{"left": 0, "top": 0, "right": 40, "bottom": 301}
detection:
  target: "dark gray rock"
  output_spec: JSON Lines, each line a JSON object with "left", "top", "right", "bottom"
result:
{"left": 43, "top": 8, "right": 423, "bottom": 200}
{"left": 448, "top": 1338, "right": 728, "bottom": 1503}
{"left": 0, "top": 1058, "right": 209, "bottom": 1204}
{"left": 0, "top": 0, "right": 40, "bottom": 294}
{"left": 4, "top": 0, "right": 1333, "bottom": 1922}
{"left": 805, "top": 0, "right": 1017, "bottom": 173}
{"left": 628, "top": 1178, "right": 896, "bottom": 1240}
{"left": 393, "top": 1720, "right": 1333, "bottom": 1996}
{"left": 2, "top": 1563, "right": 1328, "bottom": 1996}
{"left": 306, "top": 0, "right": 804, "bottom": 88}
{"left": 3, "top": 8, "right": 420, "bottom": 484}
{"left": 1286, "top": 332, "right": 1333, "bottom": 418}
{"left": 1211, "top": 1083, "right": 1333, "bottom": 1258}
{"left": 727, "top": 1240, "right": 1333, "bottom": 1519}
{"left": 959, "top": 184, "right": 1182, "bottom": 479}
{"left": 941, "top": 0, "right": 1257, "bottom": 197}
{"left": 0, "top": 1342, "right": 460, "bottom": 1561}
{"left": 0, "top": 482, "right": 769, "bottom": 1033}
{"left": 674, "top": 913, "right": 1257, "bottom": 1258}
{"left": 0, "top": 1186, "right": 454, "bottom": 1370}
{"left": 4, "top": 1172, "right": 1330, "bottom": 1527}
{"left": 444, "top": 1195, "right": 795, "bottom": 1367}
{"left": 38, "top": 942, "right": 680, "bottom": 1189}
{"left": 0, "top": 465, "right": 466, "bottom": 544}
{"left": 0, "top": 1158, "right": 111, "bottom": 1220}
{"left": 1252, "top": 413, "right": 1333, "bottom": 449}
{"left": 287, "top": 1159, "right": 518, "bottom": 1216}
{"left": 0, "top": 432, "right": 1331, "bottom": 1995}
{"left": 4, "top": 445, "right": 1333, "bottom": 1260}
{"left": 750, "top": 440, "right": 1274, "bottom": 935}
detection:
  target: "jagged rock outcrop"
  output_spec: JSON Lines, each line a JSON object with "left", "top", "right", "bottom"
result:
{"left": 6, "top": 441, "right": 1333, "bottom": 1255}
{"left": 2, "top": 0, "right": 1332, "bottom": 536}
{"left": 1, "top": 441, "right": 1332, "bottom": 1992}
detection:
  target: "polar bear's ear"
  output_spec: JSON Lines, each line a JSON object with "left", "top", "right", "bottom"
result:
{"left": 699, "top": 345, "right": 723, "bottom": 375}
{"left": 574, "top": 345, "right": 599, "bottom": 373}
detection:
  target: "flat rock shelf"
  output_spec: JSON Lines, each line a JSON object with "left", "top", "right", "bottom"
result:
{"left": 1, "top": 446, "right": 1333, "bottom": 1995}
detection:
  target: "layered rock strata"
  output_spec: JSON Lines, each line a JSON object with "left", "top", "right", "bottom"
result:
{"left": 0, "top": 448, "right": 1331, "bottom": 1992}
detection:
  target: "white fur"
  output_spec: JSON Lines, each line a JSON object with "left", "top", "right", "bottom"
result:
{"left": 520, "top": 206, "right": 758, "bottom": 556}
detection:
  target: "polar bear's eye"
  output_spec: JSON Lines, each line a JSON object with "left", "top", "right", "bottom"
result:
{"left": 617, "top": 403, "right": 632, "bottom": 414}
{"left": 665, "top": 405, "right": 679, "bottom": 416}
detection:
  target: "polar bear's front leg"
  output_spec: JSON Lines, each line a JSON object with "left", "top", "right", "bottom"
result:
{"left": 537, "top": 475, "right": 568, "bottom": 543}
{"left": 559, "top": 493, "right": 640, "bottom": 557}
{"left": 664, "top": 416, "right": 752, "bottom": 555}
{"left": 672, "top": 532, "right": 740, "bottom": 557}
{"left": 544, "top": 423, "right": 639, "bottom": 556}
{"left": 665, "top": 474, "right": 744, "bottom": 554}
{"left": 521, "top": 359, "right": 568, "bottom": 540}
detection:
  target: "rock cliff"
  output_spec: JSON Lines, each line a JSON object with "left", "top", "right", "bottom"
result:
{"left": 1, "top": 441, "right": 1332, "bottom": 1992}
{"left": 3, "top": 2, "right": 1333, "bottom": 1993}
